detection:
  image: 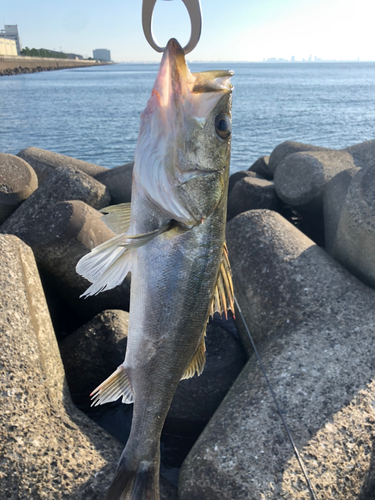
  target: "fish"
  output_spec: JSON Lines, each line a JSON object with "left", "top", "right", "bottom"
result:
{"left": 76, "top": 38, "right": 234, "bottom": 500}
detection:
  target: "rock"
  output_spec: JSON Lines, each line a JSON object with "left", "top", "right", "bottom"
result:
{"left": 1, "top": 200, "right": 130, "bottom": 322}
{"left": 248, "top": 155, "right": 272, "bottom": 179}
{"left": 274, "top": 149, "right": 355, "bottom": 215}
{"left": 345, "top": 139, "right": 375, "bottom": 169}
{"left": 268, "top": 141, "right": 329, "bottom": 176}
{"left": 323, "top": 167, "right": 359, "bottom": 253}
{"left": 227, "top": 176, "right": 280, "bottom": 222}
{"left": 0, "top": 153, "right": 38, "bottom": 224}
{"left": 0, "top": 165, "right": 111, "bottom": 243}
{"left": 164, "top": 322, "right": 246, "bottom": 436}
{"left": 17, "top": 146, "right": 108, "bottom": 185}
{"left": 179, "top": 210, "right": 375, "bottom": 500}
{"left": 95, "top": 162, "right": 134, "bottom": 204}
{"left": 59, "top": 310, "right": 129, "bottom": 408}
{"left": 328, "top": 165, "right": 375, "bottom": 289}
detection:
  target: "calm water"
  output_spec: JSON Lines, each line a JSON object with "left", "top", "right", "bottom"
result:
{"left": 1, "top": 62, "right": 375, "bottom": 173}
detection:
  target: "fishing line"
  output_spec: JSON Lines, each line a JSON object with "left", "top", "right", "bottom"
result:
{"left": 234, "top": 296, "right": 318, "bottom": 500}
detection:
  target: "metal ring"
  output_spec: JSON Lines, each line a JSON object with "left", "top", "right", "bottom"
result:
{"left": 142, "top": 0, "right": 202, "bottom": 54}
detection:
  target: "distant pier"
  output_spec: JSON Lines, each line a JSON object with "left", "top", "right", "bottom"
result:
{"left": 0, "top": 55, "right": 112, "bottom": 76}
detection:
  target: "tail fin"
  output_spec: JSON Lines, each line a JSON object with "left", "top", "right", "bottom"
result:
{"left": 105, "top": 456, "right": 159, "bottom": 500}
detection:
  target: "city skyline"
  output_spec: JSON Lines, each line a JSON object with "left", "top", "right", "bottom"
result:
{"left": 1, "top": 0, "right": 373, "bottom": 62}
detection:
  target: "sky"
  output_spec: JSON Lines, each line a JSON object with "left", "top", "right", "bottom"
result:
{"left": 1, "top": 0, "right": 374, "bottom": 62}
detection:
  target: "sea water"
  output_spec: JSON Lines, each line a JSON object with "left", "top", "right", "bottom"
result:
{"left": 0, "top": 62, "right": 375, "bottom": 173}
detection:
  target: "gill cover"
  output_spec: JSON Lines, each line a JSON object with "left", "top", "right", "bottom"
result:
{"left": 134, "top": 38, "right": 233, "bottom": 225}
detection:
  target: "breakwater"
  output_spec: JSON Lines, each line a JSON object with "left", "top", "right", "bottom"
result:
{"left": 0, "top": 55, "right": 111, "bottom": 76}
{"left": 1, "top": 141, "right": 375, "bottom": 498}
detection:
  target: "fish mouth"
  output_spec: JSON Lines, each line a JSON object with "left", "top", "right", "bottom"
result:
{"left": 151, "top": 39, "right": 233, "bottom": 115}
{"left": 151, "top": 38, "right": 187, "bottom": 109}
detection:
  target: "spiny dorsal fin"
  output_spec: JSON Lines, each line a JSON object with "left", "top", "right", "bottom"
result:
{"left": 90, "top": 365, "right": 133, "bottom": 406}
{"left": 100, "top": 203, "right": 132, "bottom": 235}
{"left": 209, "top": 242, "right": 235, "bottom": 319}
{"left": 181, "top": 334, "right": 206, "bottom": 380}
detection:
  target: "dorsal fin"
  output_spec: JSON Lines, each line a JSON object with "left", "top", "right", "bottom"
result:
{"left": 181, "top": 334, "right": 206, "bottom": 380}
{"left": 209, "top": 242, "right": 235, "bottom": 319}
{"left": 100, "top": 203, "right": 132, "bottom": 234}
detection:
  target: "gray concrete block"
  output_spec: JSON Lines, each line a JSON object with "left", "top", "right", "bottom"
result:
{"left": 17, "top": 146, "right": 108, "bottom": 185}
{"left": 2, "top": 200, "right": 130, "bottom": 321}
{"left": 0, "top": 153, "right": 38, "bottom": 224}
{"left": 268, "top": 141, "right": 329, "bottom": 176}
{"left": 0, "top": 165, "right": 111, "bottom": 240}
{"left": 59, "top": 309, "right": 129, "bottom": 408}
{"left": 179, "top": 210, "right": 375, "bottom": 500}
{"left": 330, "top": 165, "right": 375, "bottom": 289}
{"left": 344, "top": 139, "right": 375, "bottom": 169}
{"left": 95, "top": 161, "right": 134, "bottom": 204}
{"left": 323, "top": 167, "right": 359, "bottom": 253}
{"left": 165, "top": 323, "right": 246, "bottom": 437}
{"left": 227, "top": 170, "right": 260, "bottom": 199}
{"left": 0, "top": 234, "right": 122, "bottom": 498}
{"left": 226, "top": 210, "right": 357, "bottom": 352}
{"left": 248, "top": 155, "right": 272, "bottom": 179}
{"left": 227, "top": 176, "right": 280, "bottom": 222}
{"left": 274, "top": 149, "right": 355, "bottom": 214}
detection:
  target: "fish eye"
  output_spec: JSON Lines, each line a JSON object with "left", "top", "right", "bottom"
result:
{"left": 215, "top": 114, "right": 231, "bottom": 140}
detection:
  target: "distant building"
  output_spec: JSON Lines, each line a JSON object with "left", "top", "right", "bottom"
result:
{"left": 0, "top": 25, "right": 22, "bottom": 55}
{"left": 66, "top": 53, "right": 83, "bottom": 60}
{"left": 291, "top": 56, "right": 295, "bottom": 62}
{"left": 0, "top": 38, "right": 17, "bottom": 56}
{"left": 93, "top": 49, "right": 111, "bottom": 61}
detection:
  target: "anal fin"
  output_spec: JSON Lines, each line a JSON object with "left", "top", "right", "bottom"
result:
{"left": 209, "top": 242, "right": 235, "bottom": 319}
{"left": 181, "top": 335, "right": 206, "bottom": 380}
{"left": 90, "top": 365, "right": 133, "bottom": 406}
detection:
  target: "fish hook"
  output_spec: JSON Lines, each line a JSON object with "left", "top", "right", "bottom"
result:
{"left": 142, "top": 0, "right": 202, "bottom": 54}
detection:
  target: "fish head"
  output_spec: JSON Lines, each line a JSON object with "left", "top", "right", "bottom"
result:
{"left": 134, "top": 38, "right": 233, "bottom": 225}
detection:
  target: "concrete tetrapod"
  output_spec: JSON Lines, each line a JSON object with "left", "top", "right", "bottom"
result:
{"left": 345, "top": 139, "right": 375, "bottom": 170}
{"left": 268, "top": 141, "right": 329, "bottom": 177}
{"left": 179, "top": 210, "right": 375, "bottom": 500}
{"left": 274, "top": 149, "right": 355, "bottom": 215}
{"left": 95, "top": 161, "right": 134, "bottom": 204}
{"left": 329, "top": 165, "right": 375, "bottom": 289}
{"left": 227, "top": 176, "right": 280, "bottom": 222}
{"left": 59, "top": 309, "right": 129, "bottom": 409}
{"left": 1, "top": 200, "right": 131, "bottom": 323}
{"left": 17, "top": 147, "right": 108, "bottom": 185}
{"left": 0, "top": 153, "right": 38, "bottom": 224}
{"left": 0, "top": 164, "right": 111, "bottom": 240}
{"left": 0, "top": 234, "right": 176, "bottom": 500}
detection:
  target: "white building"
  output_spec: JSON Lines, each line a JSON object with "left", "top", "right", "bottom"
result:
{"left": 0, "top": 38, "right": 17, "bottom": 56}
{"left": 0, "top": 25, "right": 22, "bottom": 55}
{"left": 93, "top": 49, "right": 111, "bottom": 62}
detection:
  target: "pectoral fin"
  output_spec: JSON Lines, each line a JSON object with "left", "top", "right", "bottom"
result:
{"left": 209, "top": 242, "right": 235, "bottom": 319}
{"left": 76, "top": 221, "right": 172, "bottom": 297}
{"left": 100, "top": 203, "right": 132, "bottom": 234}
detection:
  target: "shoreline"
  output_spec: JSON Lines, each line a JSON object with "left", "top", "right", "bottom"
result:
{"left": 0, "top": 55, "right": 112, "bottom": 76}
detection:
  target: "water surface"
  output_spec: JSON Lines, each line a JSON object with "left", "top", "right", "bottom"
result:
{"left": 1, "top": 62, "right": 375, "bottom": 173}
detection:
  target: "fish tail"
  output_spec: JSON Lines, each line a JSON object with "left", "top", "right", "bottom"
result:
{"left": 105, "top": 447, "right": 160, "bottom": 500}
